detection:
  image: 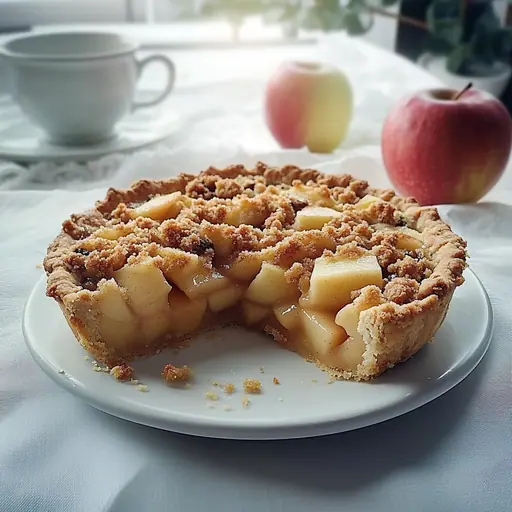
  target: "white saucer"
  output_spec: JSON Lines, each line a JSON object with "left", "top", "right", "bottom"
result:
{"left": 23, "top": 270, "right": 492, "bottom": 440}
{"left": 0, "top": 94, "right": 180, "bottom": 163}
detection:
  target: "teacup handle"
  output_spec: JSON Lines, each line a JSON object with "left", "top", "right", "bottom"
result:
{"left": 132, "top": 54, "right": 176, "bottom": 110}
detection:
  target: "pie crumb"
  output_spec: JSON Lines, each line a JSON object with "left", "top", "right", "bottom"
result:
{"left": 110, "top": 364, "right": 134, "bottom": 381}
{"left": 84, "top": 355, "right": 89, "bottom": 361}
{"left": 137, "top": 384, "right": 149, "bottom": 392}
{"left": 92, "top": 361, "right": 110, "bottom": 373}
{"left": 273, "top": 377, "right": 280, "bottom": 385}
{"left": 223, "top": 405, "right": 232, "bottom": 412}
{"left": 259, "top": 366, "right": 265, "bottom": 374}
{"left": 243, "top": 378, "right": 262, "bottom": 394}
{"left": 212, "top": 380, "right": 220, "bottom": 387}
{"left": 311, "top": 378, "right": 318, "bottom": 383}
{"left": 130, "top": 378, "right": 139, "bottom": 385}
{"left": 242, "top": 396, "right": 250, "bottom": 408}
{"left": 206, "top": 390, "right": 219, "bottom": 401}
{"left": 224, "top": 383, "right": 236, "bottom": 394}
{"left": 35, "top": 263, "right": 42, "bottom": 269}
{"left": 161, "top": 364, "right": 192, "bottom": 384}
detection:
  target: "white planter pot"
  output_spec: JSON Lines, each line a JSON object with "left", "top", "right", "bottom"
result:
{"left": 418, "top": 53, "right": 512, "bottom": 97}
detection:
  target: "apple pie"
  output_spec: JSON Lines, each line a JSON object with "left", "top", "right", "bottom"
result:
{"left": 44, "top": 163, "right": 467, "bottom": 381}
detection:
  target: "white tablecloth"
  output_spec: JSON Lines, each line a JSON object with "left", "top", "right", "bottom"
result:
{"left": 1, "top": 34, "right": 511, "bottom": 512}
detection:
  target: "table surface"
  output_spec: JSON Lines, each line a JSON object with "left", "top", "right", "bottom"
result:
{"left": 0, "top": 27, "right": 511, "bottom": 512}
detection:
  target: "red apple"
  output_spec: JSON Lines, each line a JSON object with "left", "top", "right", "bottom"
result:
{"left": 264, "top": 61, "right": 353, "bottom": 153}
{"left": 381, "top": 86, "right": 512, "bottom": 205}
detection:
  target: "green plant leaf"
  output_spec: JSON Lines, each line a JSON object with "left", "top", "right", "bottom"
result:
{"left": 297, "top": 4, "right": 345, "bottom": 32}
{"left": 318, "top": 10, "right": 345, "bottom": 31}
{"left": 298, "top": 7, "right": 324, "bottom": 31}
{"left": 470, "top": 27, "right": 497, "bottom": 66}
{"left": 343, "top": 11, "right": 365, "bottom": 35}
{"left": 493, "top": 28, "right": 512, "bottom": 59}
{"left": 426, "top": 0, "right": 462, "bottom": 47}
{"left": 342, "top": 1, "right": 374, "bottom": 36}
{"left": 263, "top": 6, "right": 289, "bottom": 23}
{"left": 424, "top": 36, "right": 454, "bottom": 56}
{"left": 446, "top": 44, "right": 471, "bottom": 74}
{"left": 474, "top": 3, "right": 501, "bottom": 33}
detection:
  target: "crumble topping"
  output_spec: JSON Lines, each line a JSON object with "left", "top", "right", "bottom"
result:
{"left": 45, "top": 162, "right": 465, "bottom": 308}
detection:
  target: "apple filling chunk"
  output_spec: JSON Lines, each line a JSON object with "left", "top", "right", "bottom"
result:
{"left": 131, "top": 192, "right": 189, "bottom": 222}
{"left": 113, "top": 258, "right": 174, "bottom": 342}
{"left": 308, "top": 252, "right": 383, "bottom": 310}
{"left": 114, "top": 257, "right": 172, "bottom": 314}
{"left": 96, "top": 279, "right": 136, "bottom": 323}
{"left": 243, "top": 301, "right": 269, "bottom": 325}
{"left": 95, "top": 224, "right": 133, "bottom": 240}
{"left": 95, "top": 280, "right": 139, "bottom": 349}
{"left": 245, "top": 263, "right": 298, "bottom": 305}
{"left": 374, "top": 224, "right": 423, "bottom": 251}
{"left": 208, "top": 283, "right": 244, "bottom": 312}
{"left": 167, "top": 289, "right": 207, "bottom": 334}
{"left": 300, "top": 309, "right": 348, "bottom": 357}
{"left": 165, "top": 254, "right": 231, "bottom": 299}
{"left": 223, "top": 250, "right": 273, "bottom": 282}
{"left": 395, "top": 227, "right": 423, "bottom": 250}
{"left": 355, "top": 194, "right": 385, "bottom": 210}
{"left": 287, "top": 182, "right": 336, "bottom": 208}
{"left": 332, "top": 288, "right": 386, "bottom": 371}
{"left": 294, "top": 206, "right": 342, "bottom": 230}
{"left": 273, "top": 303, "right": 301, "bottom": 330}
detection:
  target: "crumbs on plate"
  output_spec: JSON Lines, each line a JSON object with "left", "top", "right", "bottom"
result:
{"left": 161, "top": 364, "right": 192, "bottom": 385}
{"left": 243, "top": 378, "right": 262, "bottom": 394}
{"left": 206, "top": 390, "right": 219, "bottom": 401}
{"left": 110, "top": 364, "right": 134, "bottom": 381}
{"left": 224, "top": 383, "right": 236, "bottom": 394}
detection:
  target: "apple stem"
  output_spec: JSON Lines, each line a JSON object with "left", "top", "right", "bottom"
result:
{"left": 453, "top": 82, "right": 473, "bottom": 101}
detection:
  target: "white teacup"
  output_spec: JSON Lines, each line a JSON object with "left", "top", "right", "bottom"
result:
{"left": 0, "top": 31, "right": 175, "bottom": 145}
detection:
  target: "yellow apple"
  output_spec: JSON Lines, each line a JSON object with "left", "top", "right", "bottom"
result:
{"left": 264, "top": 61, "right": 353, "bottom": 153}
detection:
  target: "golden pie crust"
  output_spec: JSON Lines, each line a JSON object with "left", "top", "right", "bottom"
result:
{"left": 44, "top": 162, "right": 467, "bottom": 381}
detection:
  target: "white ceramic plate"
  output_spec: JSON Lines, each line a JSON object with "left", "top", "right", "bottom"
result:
{"left": 24, "top": 270, "right": 492, "bottom": 440}
{"left": 0, "top": 93, "right": 180, "bottom": 163}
